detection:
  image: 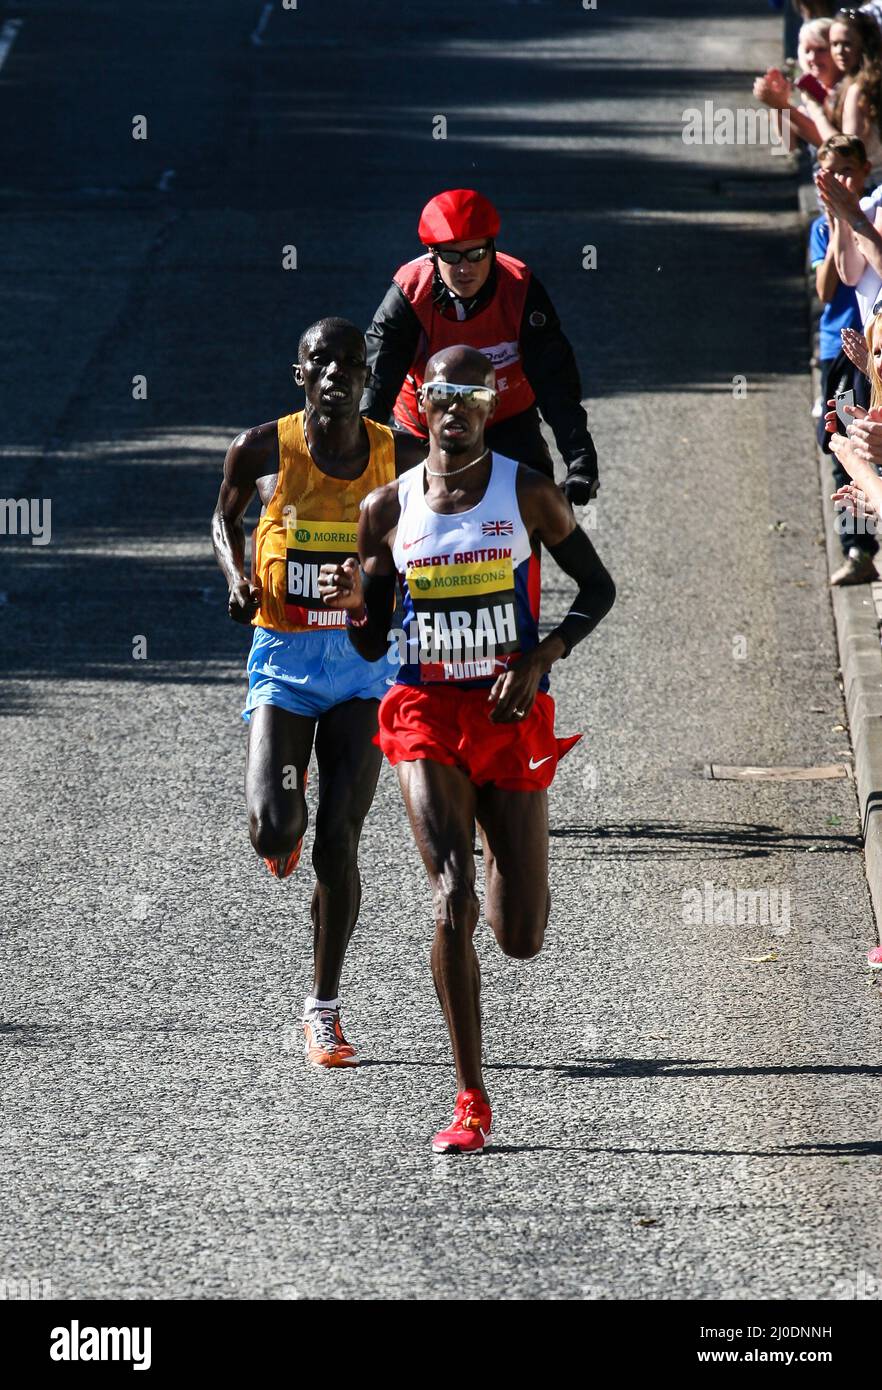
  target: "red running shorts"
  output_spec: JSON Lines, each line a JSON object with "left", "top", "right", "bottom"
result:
{"left": 376, "top": 683, "right": 581, "bottom": 791}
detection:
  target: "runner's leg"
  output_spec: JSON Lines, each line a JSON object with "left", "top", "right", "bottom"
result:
{"left": 245, "top": 704, "right": 315, "bottom": 861}
{"left": 310, "top": 698, "right": 383, "bottom": 999}
{"left": 476, "top": 784, "right": 550, "bottom": 959}
{"left": 395, "top": 760, "right": 485, "bottom": 1098}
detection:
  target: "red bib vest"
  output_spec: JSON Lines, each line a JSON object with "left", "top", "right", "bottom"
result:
{"left": 392, "top": 251, "right": 536, "bottom": 434}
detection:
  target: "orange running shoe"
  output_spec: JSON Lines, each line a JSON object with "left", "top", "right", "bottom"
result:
{"left": 302, "top": 1006, "right": 358, "bottom": 1068}
{"left": 262, "top": 771, "right": 308, "bottom": 879}
{"left": 431, "top": 1088, "right": 492, "bottom": 1154}
{"left": 263, "top": 842, "right": 303, "bottom": 879}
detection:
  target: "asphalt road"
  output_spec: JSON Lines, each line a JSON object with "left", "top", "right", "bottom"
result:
{"left": 1, "top": 0, "right": 881, "bottom": 1301}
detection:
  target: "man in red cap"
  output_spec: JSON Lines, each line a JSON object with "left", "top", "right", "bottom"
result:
{"left": 361, "top": 188, "right": 599, "bottom": 503}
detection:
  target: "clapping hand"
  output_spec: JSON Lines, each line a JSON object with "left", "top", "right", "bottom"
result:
{"left": 832, "top": 481, "right": 876, "bottom": 521}
{"left": 753, "top": 67, "right": 791, "bottom": 110}
{"left": 843, "top": 404, "right": 882, "bottom": 466}
{"left": 815, "top": 168, "right": 863, "bottom": 224}
{"left": 841, "top": 327, "right": 870, "bottom": 376}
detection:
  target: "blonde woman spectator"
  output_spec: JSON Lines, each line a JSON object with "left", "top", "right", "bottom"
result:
{"left": 754, "top": 19, "right": 836, "bottom": 152}
{"left": 801, "top": 15, "right": 842, "bottom": 84}
{"left": 804, "top": 10, "right": 882, "bottom": 169}
{"left": 756, "top": 10, "right": 882, "bottom": 169}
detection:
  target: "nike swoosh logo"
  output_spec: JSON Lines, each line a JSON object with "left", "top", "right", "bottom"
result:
{"left": 403, "top": 533, "right": 432, "bottom": 550}
{"left": 287, "top": 675, "right": 311, "bottom": 684}
{"left": 529, "top": 755, "right": 552, "bottom": 770}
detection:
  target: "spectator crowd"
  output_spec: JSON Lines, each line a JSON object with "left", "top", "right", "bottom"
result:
{"left": 755, "top": 3, "right": 882, "bottom": 589}
{"left": 756, "top": 4, "right": 882, "bottom": 969}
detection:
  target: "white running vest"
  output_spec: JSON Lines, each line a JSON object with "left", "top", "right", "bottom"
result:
{"left": 390, "top": 454, "right": 545, "bottom": 689}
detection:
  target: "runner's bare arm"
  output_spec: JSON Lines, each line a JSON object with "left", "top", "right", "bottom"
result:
{"left": 487, "top": 469, "right": 615, "bottom": 721}
{"left": 318, "top": 481, "right": 401, "bottom": 662}
{"left": 211, "top": 423, "right": 278, "bottom": 624}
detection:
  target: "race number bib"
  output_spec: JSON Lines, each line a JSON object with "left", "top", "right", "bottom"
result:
{"left": 285, "top": 515, "right": 358, "bottom": 629}
{"left": 405, "top": 554, "right": 521, "bottom": 682}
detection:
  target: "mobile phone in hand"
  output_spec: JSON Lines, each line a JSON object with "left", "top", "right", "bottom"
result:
{"left": 796, "top": 72, "right": 827, "bottom": 105}
{"left": 835, "top": 388, "right": 855, "bottom": 432}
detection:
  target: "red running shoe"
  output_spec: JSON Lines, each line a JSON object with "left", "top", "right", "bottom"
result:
{"left": 263, "top": 771, "right": 308, "bottom": 879}
{"left": 263, "top": 842, "right": 303, "bottom": 879}
{"left": 432, "top": 1088, "right": 492, "bottom": 1154}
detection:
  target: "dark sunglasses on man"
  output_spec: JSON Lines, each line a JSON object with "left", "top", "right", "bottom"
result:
{"left": 432, "top": 241, "right": 493, "bottom": 265}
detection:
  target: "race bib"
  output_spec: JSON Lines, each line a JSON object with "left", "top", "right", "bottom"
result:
{"left": 285, "top": 515, "right": 358, "bottom": 629}
{"left": 405, "top": 553, "right": 521, "bottom": 682}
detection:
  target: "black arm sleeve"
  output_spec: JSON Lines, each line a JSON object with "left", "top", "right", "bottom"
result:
{"left": 520, "top": 276, "right": 597, "bottom": 479}
{"left": 345, "top": 568, "right": 397, "bottom": 664}
{"left": 545, "top": 526, "right": 615, "bottom": 657}
{"left": 361, "top": 284, "right": 423, "bottom": 423}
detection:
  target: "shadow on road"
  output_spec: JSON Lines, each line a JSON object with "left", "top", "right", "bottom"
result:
{"left": 482, "top": 1139, "right": 882, "bottom": 1158}
{"left": 550, "top": 820, "right": 863, "bottom": 855}
{"left": 357, "top": 1056, "right": 882, "bottom": 1080}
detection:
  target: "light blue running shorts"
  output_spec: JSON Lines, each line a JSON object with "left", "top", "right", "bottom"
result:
{"left": 242, "top": 627, "right": 396, "bottom": 722}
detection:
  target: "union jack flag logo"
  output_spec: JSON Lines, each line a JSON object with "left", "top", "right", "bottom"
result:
{"left": 481, "top": 520, "right": 513, "bottom": 536}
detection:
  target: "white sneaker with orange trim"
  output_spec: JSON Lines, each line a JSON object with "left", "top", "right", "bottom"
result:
{"left": 302, "top": 1006, "right": 358, "bottom": 1068}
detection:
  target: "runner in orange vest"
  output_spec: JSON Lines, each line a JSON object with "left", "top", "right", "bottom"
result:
{"left": 361, "top": 188, "right": 599, "bottom": 503}
{"left": 211, "top": 317, "right": 424, "bottom": 1070}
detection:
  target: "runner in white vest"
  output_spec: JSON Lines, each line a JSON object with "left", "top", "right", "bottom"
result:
{"left": 319, "top": 344, "right": 616, "bottom": 1153}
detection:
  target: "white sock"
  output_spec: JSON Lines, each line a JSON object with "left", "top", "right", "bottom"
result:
{"left": 304, "top": 995, "right": 339, "bottom": 1016}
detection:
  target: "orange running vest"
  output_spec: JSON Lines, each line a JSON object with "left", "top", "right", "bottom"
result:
{"left": 392, "top": 251, "right": 536, "bottom": 434}
{"left": 251, "top": 411, "right": 396, "bottom": 633}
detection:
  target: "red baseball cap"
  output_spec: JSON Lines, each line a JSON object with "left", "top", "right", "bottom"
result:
{"left": 417, "top": 189, "right": 501, "bottom": 245}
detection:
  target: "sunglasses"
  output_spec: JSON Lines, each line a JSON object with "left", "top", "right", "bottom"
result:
{"left": 433, "top": 243, "right": 492, "bottom": 265}
{"left": 421, "top": 381, "right": 497, "bottom": 408}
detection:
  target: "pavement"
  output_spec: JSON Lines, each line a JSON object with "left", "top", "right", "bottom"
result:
{"left": 1, "top": 0, "right": 881, "bottom": 1302}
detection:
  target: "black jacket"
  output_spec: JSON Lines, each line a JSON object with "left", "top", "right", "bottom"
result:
{"left": 361, "top": 261, "right": 598, "bottom": 487}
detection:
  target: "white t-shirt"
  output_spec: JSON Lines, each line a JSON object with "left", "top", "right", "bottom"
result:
{"left": 854, "top": 185, "right": 882, "bottom": 325}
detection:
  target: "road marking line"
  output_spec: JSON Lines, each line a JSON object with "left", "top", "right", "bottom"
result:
{"left": 0, "top": 17, "right": 23, "bottom": 73}
{"left": 705, "top": 763, "right": 852, "bottom": 782}
{"left": 251, "top": 2, "right": 273, "bottom": 46}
